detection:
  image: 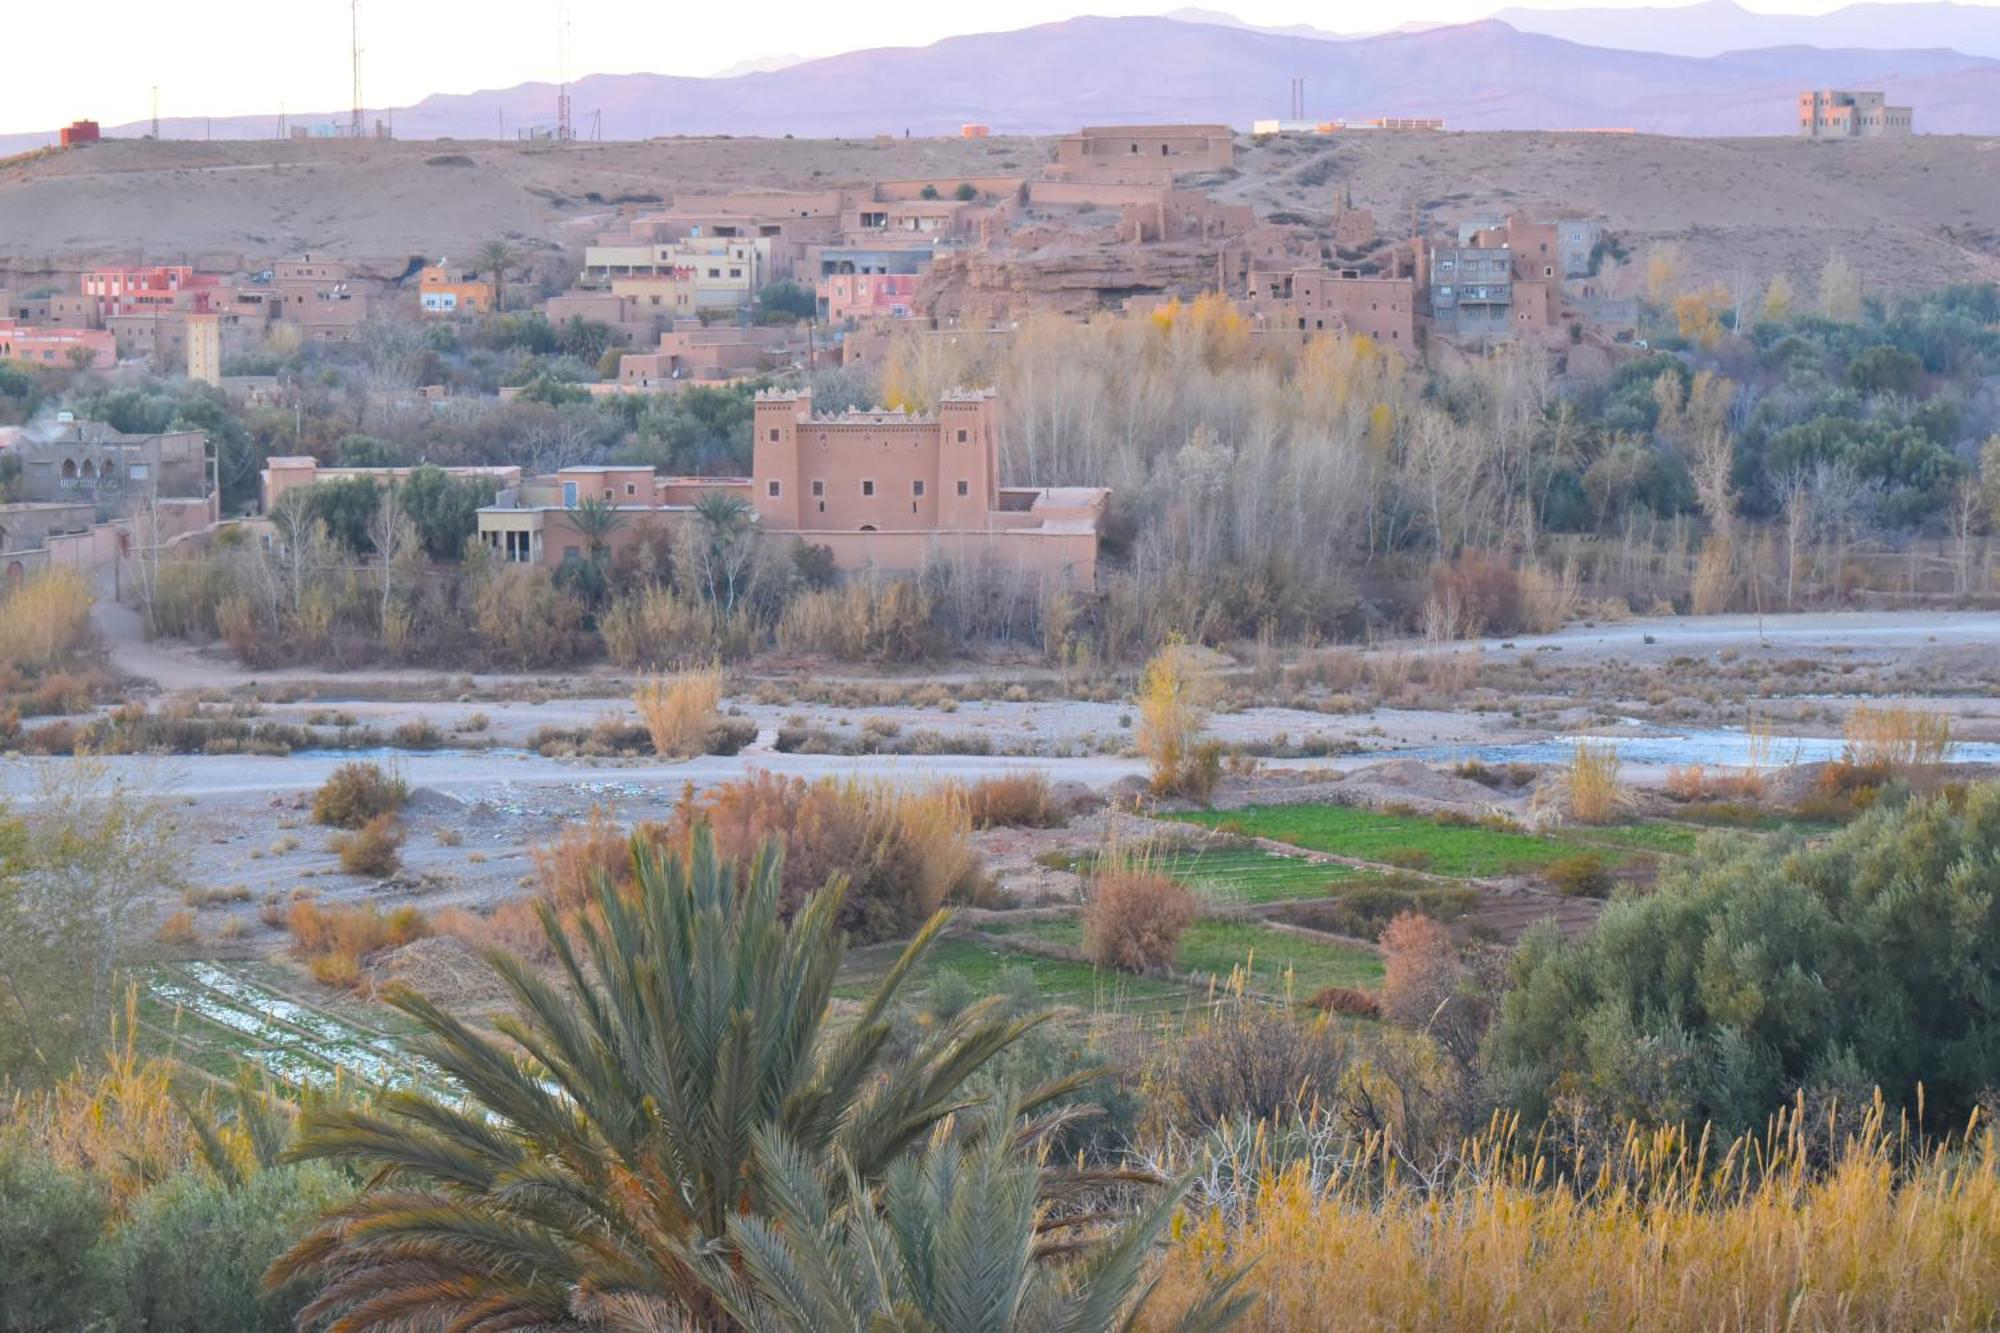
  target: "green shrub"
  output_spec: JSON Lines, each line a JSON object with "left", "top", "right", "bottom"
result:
{"left": 1543, "top": 851, "right": 1614, "bottom": 898}
{"left": 103, "top": 1164, "right": 352, "bottom": 1333}
{"left": 0, "top": 1149, "right": 104, "bottom": 1333}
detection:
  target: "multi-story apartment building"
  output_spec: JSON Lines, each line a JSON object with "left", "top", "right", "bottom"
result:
{"left": 0, "top": 321, "right": 115, "bottom": 369}
{"left": 1799, "top": 89, "right": 1913, "bottom": 138}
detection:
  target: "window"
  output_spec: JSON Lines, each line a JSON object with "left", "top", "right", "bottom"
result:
{"left": 728, "top": 268, "right": 742, "bottom": 278}
{"left": 811, "top": 480, "right": 824, "bottom": 496}
{"left": 562, "top": 545, "right": 581, "bottom": 563}
{"left": 956, "top": 479, "right": 969, "bottom": 497}
{"left": 604, "top": 488, "right": 614, "bottom": 500}
{"left": 912, "top": 480, "right": 925, "bottom": 497}
{"left": 562, "top": 481, "right": 579, "bottom": 507}
{"left": 956, "top": 429, "right": 968, "bottom": 443}
{"left": 861, "top": 480, "right": 875, "bottom": 497}
{"left": 707, "top": 268, "right": 721, "bottom": 278}
{"left": 626, "top": 483, "right": 638, "bottom": 496}
{"left": 767, "top": 480, "right": 782, "bottom": 498}
{"left": 768, "top": 427, "right": 781, "bottom": 442}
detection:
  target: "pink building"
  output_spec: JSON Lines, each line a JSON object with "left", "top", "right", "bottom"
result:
{"left": 260, "top": 457, "right": 521, "bottom": 514}
{"left": 83, "top": 266, "right": 219, "bottom": 316}
{"left": 0, "top": 321, "right": 116, "bottom": 369}
{"left": 821, "top": 273, "right": 917, "bottom": 324}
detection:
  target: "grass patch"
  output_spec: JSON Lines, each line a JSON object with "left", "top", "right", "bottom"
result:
{"left": 834, "top": 937, "right": 1186, "bottom": 1012}
{"left": 1169, "top": 804, "right": 1609, "bottom": 877}
{"left": 1079, "top": 845, "right": 1358, "bottom": 904}
{"left": 1565, "top": 821, "right": 1703, "bottom": 856}
{"left": 988, "top": 919, "right": 1382, "bottom": 999}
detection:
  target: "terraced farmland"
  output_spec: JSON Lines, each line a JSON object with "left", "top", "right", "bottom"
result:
{"left": 985, "top": 918, "right": 1381, "bottom": 999}
{"left": 138, "top": 961, "right": 437, "bottom": 1090}
{"left": 1081, "top": 844, "right": 1356, "bottom": 904}
{"left": 1168, "top": 804, "right": 1619, "bottom": 877}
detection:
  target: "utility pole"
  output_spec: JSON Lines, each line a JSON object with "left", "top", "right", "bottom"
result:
{"left": 350, "top": 0, "right": 364, "bottom": 139}
{"left": 150, "top": 86, "right": 159, "bottom": 138}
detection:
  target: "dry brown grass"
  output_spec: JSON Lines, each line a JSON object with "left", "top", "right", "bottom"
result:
{"left": 331, "top": 814, "right": 403, "bottom": 878}
{"left": 0, "top": 567, "right": 94, "bottom": 672}
{"left": 285, "top": 899, "right": 429, "bottom": 990}
{"left": 1843, "top": 704, "right": 1955, "bottom": 771}
{"left": 1544, "top": 741, "right": 1631, "bottom": 825}
{"left": 1517, "top": 559, "right": 1581, "bottom": 634}
{"left": 667, "top": 774, "right": 984, "bottom": 942}
{"left": 1143, "top": 1104, "right": 2000, "bottom": 1332}
{"left": 530, "top": 806, "right": 634, "bottom": 914}
{"left": 962, "top": 772, "right": 1067, "bottom": 829}
{"left": 311, "top": 761, "right": 408, "bottom": 829}
{"left": 633, "top": 666, "right": 724, "bottom": 758}
{"left": 1082, "top": 867, "right": 1198, "bottom": 973}
{"left": 155, "top": 908, "right": 198, "bottom": 945}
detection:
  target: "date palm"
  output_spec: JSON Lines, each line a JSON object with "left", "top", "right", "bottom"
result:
{"left": 269, "top": 827, "right": 1063, "bottom": 1331}
{"left": 710, "top": 1118, "right": 1253, "bottom": 1333}
{"left": 477, "top": 238, "right": 514, "bottom": 314}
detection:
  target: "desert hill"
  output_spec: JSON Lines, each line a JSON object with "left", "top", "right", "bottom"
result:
{"left": 4, "top": 130, "right": 1998, "bottom": 299}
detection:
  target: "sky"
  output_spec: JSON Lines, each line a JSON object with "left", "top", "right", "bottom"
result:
{"left": 0, "top": 0, "right": 1966, "bottom": 135}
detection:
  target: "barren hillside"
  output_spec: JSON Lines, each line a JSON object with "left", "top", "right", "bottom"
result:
{"left": 1218, "top": 130, "right": 2000, "bottom": 291}
{"left": 3, "top": 130, "right": 1998, "bottom": 294}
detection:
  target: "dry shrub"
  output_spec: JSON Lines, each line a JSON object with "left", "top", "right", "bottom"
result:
{"left": 474, "top": 565, "right": 587, "bottom": 668}
{"left": 1843, "top": 704, "right": 1954, "bottom": 771}
{"left": 1379, "top": 910, "right": 1460, "bottom": 1030}
{"left": 332, "top": 814, "right": 403, "bottom": 878}
{"left": 1310, "top": 986, "right": 1382, "bottom": 1019}
{"left": 1690, "top": 533, "right": 1736, "bottom": 615}
{"left": 600, "top": 587, "right": 757, "bottom": 668}
{"left": 311, "top": 761, "right": 407, "bottom": 829}
{"left": 287, "top": 899, "right": 428, "bottom": 989}
{"left": 633, "top": 666, "right": 723, "bottom": 758}
{"left": 0, "top": 567, "right": 93, "bottom": 671}
{"left": 1517, "top": 559, "right": 1580, "bottom": 634}
{"left": 1082, "top": 868, "right": 1198, "bottom": 973}
{"left": 530, "top": 806, "right": 634, "bottom": 914}
{"left": 1144, "top": 1107, "right": 2000, "bottom": 1332}
{"left": 1419, "top": 649, "right": 1481, "bottom": 696}
{"left": 1545, "top": 741, "right": 1630, "bottom": 825}
{"left": 155, "top": 908, "right": 198, "bottom": 945}
{"left": 1153, "top": 1000, "right": 1355, "bottom": 1129}
{"left": 1137, "top": 640, "right": 1222, "bottom": 800}
{"left": 776, "top": 578, "right": 941, "bottom": 663}
{"left": 1665, "top": 763, "right": 1766, "bottom": 803}
{"left": 1431, "top": 551, "right": 1521, "bottom": 636}
{"left": 963, "top": 772, "right": 1066, "bottom": 828}
{"left": 667, "top": 774, "right": 983, "bottom": 942}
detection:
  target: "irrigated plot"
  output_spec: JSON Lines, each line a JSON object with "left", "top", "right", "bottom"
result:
{"left": 1078, "top": 844, "right": 1357, "bottom": 904}
{"left": 985, "top": 918, "right": 1381, "bottom": 1000}
{"left": 1167, "top": 804, "right": 1617, "bottom": 877}
{"left": 835, "top": 936, "right": 1192, "bottom": 1015}
{"left": 137, "top": 961, "right": 441, "bottom": 1091}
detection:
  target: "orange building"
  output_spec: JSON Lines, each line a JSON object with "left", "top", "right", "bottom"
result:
{"left": 418, "top": 265, "right": 496, "bottom": 316}
{"left": 0, "top": 321, "right": 115, "bottom": 369}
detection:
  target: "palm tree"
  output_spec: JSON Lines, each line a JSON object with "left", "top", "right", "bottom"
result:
{"left": 568, "top": 494, "right": 623, "bottom": 563}
{"left": 477, "top": 238, "right": 514, "bottom": 314}
{"left": 269, "top": 828, "right": 1069, "bottom": 1331}
{"left": 693, "top": 490, "right": 756, "bottom": 611}
{"left": 712, "top": 1118, "right": 1254, "bottom": 1332}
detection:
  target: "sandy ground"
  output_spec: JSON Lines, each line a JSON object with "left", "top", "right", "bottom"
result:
{"left": 6, "top": 133, "right": 1998, "bottom": 291}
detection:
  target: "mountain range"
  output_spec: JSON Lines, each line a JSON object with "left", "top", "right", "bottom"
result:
{"left": 5, "top": 8, "right": 2000, "bottom": 152}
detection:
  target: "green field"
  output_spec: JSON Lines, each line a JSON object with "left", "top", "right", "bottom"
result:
{"left": 987, "top": 918, "right": 1381, "bottom": 998}
{"left": 1081, "top": 844, "right": 1356, "bottom": 904}
{"left": 1566, "top": 821, "right": 1705, "bottom": 856}
{"left": 835, "top": 936, "right": 1189, "bottom": 1013}
{"left": 1168, "top": 804, "right": 1613, "bottom": 877}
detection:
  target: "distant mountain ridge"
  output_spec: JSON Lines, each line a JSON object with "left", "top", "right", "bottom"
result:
{"left": 5, "top": 12, "right": 1999, "bottom": 153}
{"left": 1494, "top": 0, "right": 2000, "bottom": 59}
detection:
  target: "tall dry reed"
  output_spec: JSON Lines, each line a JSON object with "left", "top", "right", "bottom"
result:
{"left": 633, "top": 666, "right": 723, "bottom": 758}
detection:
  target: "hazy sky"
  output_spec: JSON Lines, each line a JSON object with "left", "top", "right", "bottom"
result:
{"left": 0, "top": 0, "right": 1961, "bottom": 135}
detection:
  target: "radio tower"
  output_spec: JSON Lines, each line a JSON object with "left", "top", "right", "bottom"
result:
{"left": 349, "top": 0, "right": 364, "bottom": 138}
{"left": 556, "top": 4, "right": 575, "bottom": 142}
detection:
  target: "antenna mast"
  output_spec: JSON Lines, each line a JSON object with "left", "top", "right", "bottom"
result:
{"left": 350, "top": 0, "right": 364, "bottom": 138}
{"left": 556, "top": 3, "right": 575, "bottom": 142}
{"left": 151, "top": 86, "right": 159, "bottom": 139}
